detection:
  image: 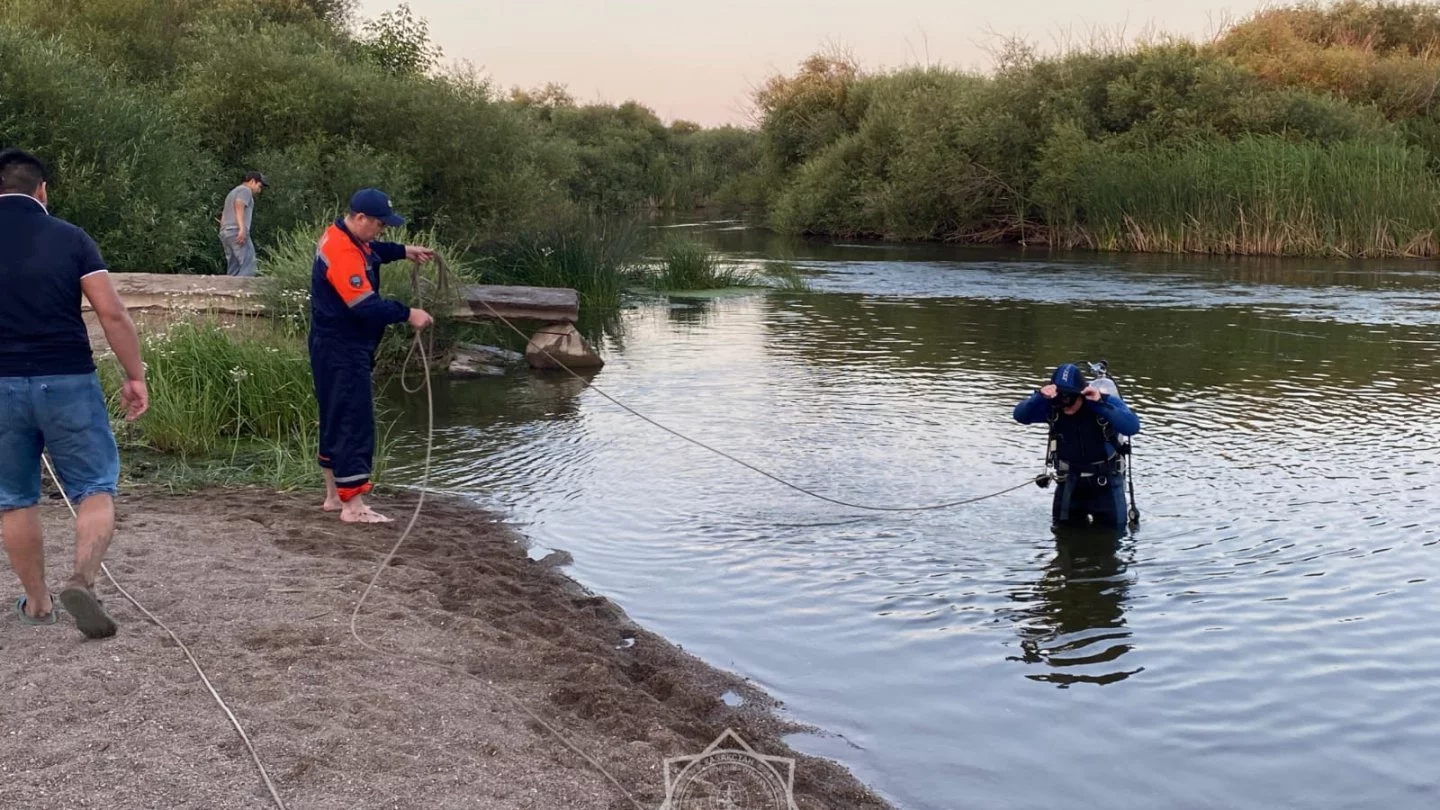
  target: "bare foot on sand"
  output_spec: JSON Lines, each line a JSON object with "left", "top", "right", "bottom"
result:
{"left": 320, "top": 469, "right": 342, "bottom": 512}
{"left": 340, "top": 503, "right": 393, "bottom": 524}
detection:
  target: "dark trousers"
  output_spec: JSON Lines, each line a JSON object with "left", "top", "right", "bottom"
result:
{"left": 1052, "top": 473, "right": 1128, "bottom": 528}
{"left": 310, "top": 336, "right": 375, "bottom": 500}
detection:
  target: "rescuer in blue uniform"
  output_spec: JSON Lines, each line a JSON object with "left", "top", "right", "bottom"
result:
{"left": 1014, "top": 364, "right": 1140, "bottom": 529}
{"left": 310, "top": 188, "right": 433, "bottom": 524}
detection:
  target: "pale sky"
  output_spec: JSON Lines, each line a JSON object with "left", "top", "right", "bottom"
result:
{"left": 361, "top": 0, "right": 1272, "bottom": 127}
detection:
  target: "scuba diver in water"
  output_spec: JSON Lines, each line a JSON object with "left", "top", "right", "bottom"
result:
{"left": 1014, "top": 363, "right": 1140, "bottom": 530}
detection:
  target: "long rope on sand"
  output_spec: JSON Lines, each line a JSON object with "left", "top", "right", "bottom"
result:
{"left": 41, "top": 454, "right": 290, "bottom": 810}
{"left": 347, "top": 327, "right": 647, "bottom": 810}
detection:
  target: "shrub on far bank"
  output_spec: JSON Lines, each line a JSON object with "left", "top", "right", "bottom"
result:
{"left": 642, "top": 238, "right": 755, "bottom": 290}
{"left": 752, "top": 4, "right": 1440, "bottom": 256}
{"left": 0, "top": 28, "right": 220, "bottom": 273}
{"left": 475, "top": 212, "right": 648, "bottom": 309}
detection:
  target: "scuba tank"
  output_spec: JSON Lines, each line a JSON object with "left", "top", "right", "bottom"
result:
{"left": 1086, "top": 362, "right": 1131, "bottom": 456}
{"left": 1086, "top": 360, "right": 1118, "bottom": 395}
{"left": 1087, "top": 360, "right": 1140, "bottom": 526}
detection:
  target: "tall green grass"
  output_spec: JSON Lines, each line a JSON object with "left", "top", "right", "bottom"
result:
{"left": 111, "top": 321, "right": 314, "bottom": 456}
{"left": 98, "top": 319, "right": 362, "bottom": 489}
{"left": 1051, "top": 136, "right": 1440, "bottom": 257}
{"left": 760, "top": 261, "right": 814, "bottom": 292}
{"left": 96, "top": 319, "right": 312, "bottom": 484}
{"left": 477, "top": 212, "right": 646, "bottom": 309}
{"left": 642, "top": 238, "right": 755, "bottom": 290}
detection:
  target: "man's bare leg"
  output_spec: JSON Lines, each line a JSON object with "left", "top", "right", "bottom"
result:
{"left": 58, "top": 493, "right": 118, "bottom": 639}
{"left": 322, "top": 469, "right": 342, "bottom": 512}
{"left": 1, "top": 506, "right": 53, "bottom": 619}
{"left": 340, "top": 493, "right": 392, "bottom": 524}
{"left": 66, "top": 493, "right": 113, "bottom": 590}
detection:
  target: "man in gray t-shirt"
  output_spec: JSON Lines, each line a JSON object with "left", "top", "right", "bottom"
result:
{"left": 218, "top": 171, "right": 267, "bottom": 276}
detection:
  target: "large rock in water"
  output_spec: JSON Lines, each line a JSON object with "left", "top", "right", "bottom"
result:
{"left": 456, "top": 342, "right": 526, "bottom": 366}
{"left": 447, "top": 356, "right": 507, "bottom": 379}
{"left": 525, "top": 324, "right": 604, "bottom": 370}
{"left": 448, "top": 343, "right": 523, "bottom": 378}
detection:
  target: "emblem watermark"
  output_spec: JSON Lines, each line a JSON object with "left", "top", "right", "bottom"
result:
{"left": 660, "top": 729, "right": 798, "bottom": 810}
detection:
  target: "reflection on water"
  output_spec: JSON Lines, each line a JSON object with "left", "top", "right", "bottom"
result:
{"left": 1006, "top": 533, "right": 1141, "bottom": 687}
{"left": 388, "top": 224, "right": 1440, "bottom": 810}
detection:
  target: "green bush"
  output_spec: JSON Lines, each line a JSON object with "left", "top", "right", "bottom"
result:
{"left": 643, "top": 238, "right": 754, "bottom": 290}
{"left": 242, "top": 141, "right": 423, "bottom": 245}
{"left": 0, "top": 29, "right": 219, "bottom": 272}
{"left": 0, "top": 0, "right": 755, "bottom": 276}
{"left": 666, "top": 126, "right": 767, "bottom": 209}
{"left": 754, "top": 18, "right": 1440, "bottom": 255}
{"left": 476, "top": 212, "right": 646, "bottom": 308}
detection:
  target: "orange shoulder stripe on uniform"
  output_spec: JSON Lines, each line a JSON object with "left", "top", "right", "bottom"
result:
{"left": 317, "top": 226, "right": 375, "bottom": 307}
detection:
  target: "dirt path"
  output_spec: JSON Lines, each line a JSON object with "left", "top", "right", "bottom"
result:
{"left": 0, "top": 490, "right": 892, "bottom": 810}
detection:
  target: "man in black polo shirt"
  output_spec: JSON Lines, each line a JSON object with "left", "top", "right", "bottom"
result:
{"left": 0, "top": 149, "right": 149, "bottom": 639}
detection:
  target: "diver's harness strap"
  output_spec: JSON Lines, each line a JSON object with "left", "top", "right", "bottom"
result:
{"left": 1045, "top": 406, "right": 1123, "bottom": 477}
{"left": 1044, "top": 403, "right": 1135, "bottom": 525}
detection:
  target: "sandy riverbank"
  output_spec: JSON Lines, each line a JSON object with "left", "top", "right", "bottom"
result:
{"left": 0, "top": 489, "right": 892, "bottom": 809}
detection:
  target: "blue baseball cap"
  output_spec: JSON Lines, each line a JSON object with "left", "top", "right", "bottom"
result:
{"left": 1051, "top": 363, "right": 1089, "bottom": 395}
{"left": 348, "top": 188, "right": 406, "bottom": 227}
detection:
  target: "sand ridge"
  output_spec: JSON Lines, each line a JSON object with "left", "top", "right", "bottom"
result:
{"left": 0, "top": 490, "right": 892, "bottom": 810}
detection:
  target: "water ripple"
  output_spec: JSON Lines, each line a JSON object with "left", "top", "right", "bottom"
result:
{"left": 386, "top": 251, "right": 1440, "bottom": 810}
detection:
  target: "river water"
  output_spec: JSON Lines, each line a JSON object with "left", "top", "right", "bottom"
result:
{"left": 391, "top": 222, "right": 1440, "bottom": 810}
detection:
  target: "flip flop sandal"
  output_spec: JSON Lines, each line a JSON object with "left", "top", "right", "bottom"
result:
{"left": 59, "top": 586, "right": 117, "bottom": 639}
{"left": 14, "top": 594, "right": 57, "bottom": 626}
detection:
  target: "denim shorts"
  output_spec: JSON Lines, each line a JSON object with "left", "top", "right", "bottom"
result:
{"left": 0, "top": 373, "right": 120, "bottom": 511}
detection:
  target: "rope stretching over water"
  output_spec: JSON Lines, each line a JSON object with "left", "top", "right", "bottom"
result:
{"left": 42, "top": 256, "right": 1041, "bottom": 810}
{"left": 348, "top": 257, "right": 1040, "bottom": 810}
{"left": 435, "top": 256, "right": 1043, "bottom": 512}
